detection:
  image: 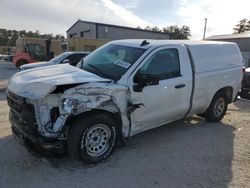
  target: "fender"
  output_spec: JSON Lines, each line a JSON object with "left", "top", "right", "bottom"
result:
{"left": 61, "top": 82, "right": 132, "bottom": 137}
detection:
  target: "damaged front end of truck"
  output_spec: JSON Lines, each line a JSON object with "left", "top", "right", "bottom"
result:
{"left": 7, "top": 64, "right": 132, "bottom": 155}
{"left": 7, "top": 41, "right": 148, "bottom": 162}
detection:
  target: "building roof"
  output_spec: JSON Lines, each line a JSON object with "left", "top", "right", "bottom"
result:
{"left": 67, "top": 19, "right": 170, "bottom": 35}
{"left": 206, "top": 32, "right": 250, "bottom": 40}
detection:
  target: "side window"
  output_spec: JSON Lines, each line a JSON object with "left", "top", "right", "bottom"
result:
{"left": 140, "top": 49, "right": 181, "bottom": 80}
{"left": 34, "top": 45, "right": 45, "bottom": 57}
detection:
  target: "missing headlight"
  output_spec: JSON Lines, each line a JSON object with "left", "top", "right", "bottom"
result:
{"left": 63, "top": 98, "right": 78, "bottom": 114}
{"left": 50, "top": 107, "right": 60, "bottom": 124}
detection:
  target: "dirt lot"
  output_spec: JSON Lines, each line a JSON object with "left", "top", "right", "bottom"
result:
{"left": 0, "top": 60, "right": 249, "bottom": 188}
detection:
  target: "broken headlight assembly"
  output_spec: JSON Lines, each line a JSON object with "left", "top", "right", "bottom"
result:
{"left": 36, "top": 103, "right": 50, "bottom": 125}
{"left": 63, "top": 98, "right": 78, "bottom": 114}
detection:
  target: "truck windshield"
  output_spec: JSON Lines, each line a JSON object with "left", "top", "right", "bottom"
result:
{"left": 80, "top": 44, "right": 146, "bottom": 80}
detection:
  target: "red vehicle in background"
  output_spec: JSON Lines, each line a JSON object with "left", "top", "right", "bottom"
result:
{"left": 13, "top": 37, "right": 61, "bottom": 68}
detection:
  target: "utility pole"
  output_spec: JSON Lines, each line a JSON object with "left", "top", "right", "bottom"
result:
{"left": 203, "top": 18, "right": 207, "bottom": 40}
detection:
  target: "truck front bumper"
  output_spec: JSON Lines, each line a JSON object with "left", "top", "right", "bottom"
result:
{"left": 10, "top": 113, "right": 66, "bottom": 156}
{"left": 7, "top": 89, "right": 66, "bottom": 156}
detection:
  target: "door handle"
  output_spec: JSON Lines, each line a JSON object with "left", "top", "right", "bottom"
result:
{"left": 175, "top": 84, "right": 186, "bottom": 89}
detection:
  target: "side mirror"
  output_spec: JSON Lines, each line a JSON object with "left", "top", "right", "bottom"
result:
{"left": 133, "top": 73, "right": 159, "bottom": 92}
{"left": 62, "top": 59, "right": 69, "bottom": 63}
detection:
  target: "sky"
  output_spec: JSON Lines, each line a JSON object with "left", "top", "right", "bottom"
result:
{"left": 0, "top": 0, "right": 250, "bottom": 39}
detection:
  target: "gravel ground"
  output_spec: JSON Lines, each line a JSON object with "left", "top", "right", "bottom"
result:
{"left": 0, "top": 60, "right": 249, "bottom": 188}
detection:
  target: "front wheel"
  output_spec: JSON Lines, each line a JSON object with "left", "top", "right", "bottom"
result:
{"left": 204, "top": 92, "right": 228, "bottom": 122}
{"left": 67, "top": 114, "right": 117, "bottom": 163}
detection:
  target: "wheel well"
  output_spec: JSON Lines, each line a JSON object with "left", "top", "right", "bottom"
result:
{"left": 16, "top": 59, "right": 28, "bottom": 67}
{"left": 17, "top": 59, "right": 28, "bottom": 63}
{"left": 66, "top": 109, "right": 123, "bottom": 138}
{"left": 215, "top": 86, "right": 233, "bottom": 103}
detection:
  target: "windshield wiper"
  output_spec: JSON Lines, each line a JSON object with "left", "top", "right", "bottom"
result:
{"left": 87, "top": 64, "right": 106, "bottom": 77}
{"left": 87, "top": 64, "right": 118, "bottom": 80}
{"left": 79, "top": 58, "right": 84, "bottom": 68}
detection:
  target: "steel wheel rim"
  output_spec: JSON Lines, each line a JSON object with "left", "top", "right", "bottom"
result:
{"left": 214, "top": 97, "right": 225, "bottom": 117}
{"left": 83, "top": 124, "right": 111, "bottom": 157}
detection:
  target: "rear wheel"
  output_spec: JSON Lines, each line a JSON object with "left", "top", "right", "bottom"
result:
{"left": 16, "top": 60, "right": 27, "bottom": 68}
{"left": 67, "top": 114, "right": 117, "bottom": 163}
{"left": 203, "top": 92, "right": 228, "bottom": 122}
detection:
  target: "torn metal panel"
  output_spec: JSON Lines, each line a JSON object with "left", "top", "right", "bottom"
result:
{"left": 111, "top": 88, "right": 131, "bottom": 137}
{"left": 27, "top": 94, "right": 64, "bottom": 138}
{"left": 15, "top": 82, "right": 132, "bottom": 139}
{"left": 62, "top": 82, "right": 131, "bottom": 137}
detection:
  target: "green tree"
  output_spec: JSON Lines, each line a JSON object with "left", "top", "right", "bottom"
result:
{"left": 0, "top": 28, "right": 66, "bottom": 46}
{"left": 55, "top": 34, "right": 66, "bottom": 42}
{"left": 144, "top": 26, "right": 153, "bottom": 31}
{"left": 180, "top": 25, "right": 191, "bottom": 39}
{"left": 143, "top": 26, "right": 161, "bottom": 32}
{"left": 151, "top": 26, "right": 160, "bottom": 32}
{"left": 19, "top": 30, "right": 27, "bottom": 37}
{"left": 163, "top": 25, "right": 191, "bottom": 39}
{"left": 233, "top": 19, "right": 250, "bottom": 33}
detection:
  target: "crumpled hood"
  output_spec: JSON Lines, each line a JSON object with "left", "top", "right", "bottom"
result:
{"left": 19, "top": 61, "right": 53, "bottom": 71}
{"left": 8, "top": 64, "right": 110, "bottom": 100}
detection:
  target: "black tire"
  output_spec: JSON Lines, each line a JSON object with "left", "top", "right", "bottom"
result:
{"left": 67, "top": 114, "right": 117, "bottom": 163}
{"left": 16, "top": 60, "right": 27, "bottom": 68}
{"left": 204, "top": 91, "right": 228, "bottom": 122}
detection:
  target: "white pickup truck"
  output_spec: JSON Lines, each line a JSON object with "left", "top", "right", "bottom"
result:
{"left": 7, "top": 39, "right": 243, "bottom": 163}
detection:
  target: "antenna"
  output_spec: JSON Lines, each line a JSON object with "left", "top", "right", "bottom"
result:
{"left": 140, "top": 40, "right": 149, "bottom": 46}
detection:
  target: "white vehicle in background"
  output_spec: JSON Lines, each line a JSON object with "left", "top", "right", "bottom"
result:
{"left": 7, "top": 39, "right": 243, "bottom": 163}
{"left": 0, "top": 54, "right": 9, "bottom": 60}
{"left": 18, "top": 51, "right": 90, "bottom": 71}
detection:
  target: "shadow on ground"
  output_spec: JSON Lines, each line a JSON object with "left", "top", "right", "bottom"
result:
{"left": 0, "top": 117, "right": 235, "bottom": 188}
{"left": 233, "top": 98, "right": 250, "bottom": 110}
{"left": 0, "top": 61, "right": 16, "bottom": 80}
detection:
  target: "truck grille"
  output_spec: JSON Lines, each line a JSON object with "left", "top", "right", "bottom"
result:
{"left": 7, "top": 90, "right": 38, "bottom": 135}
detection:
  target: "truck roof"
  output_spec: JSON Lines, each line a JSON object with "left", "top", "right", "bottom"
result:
{"left": 110, "top": 39, "right": 237, "bottom": 49}
{"left": 110, "top": 39, "right": 243, "bottom": 73}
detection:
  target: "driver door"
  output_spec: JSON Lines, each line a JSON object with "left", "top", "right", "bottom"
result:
{"left": 128, "top": 46, "right": 192, "bottom": 135}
